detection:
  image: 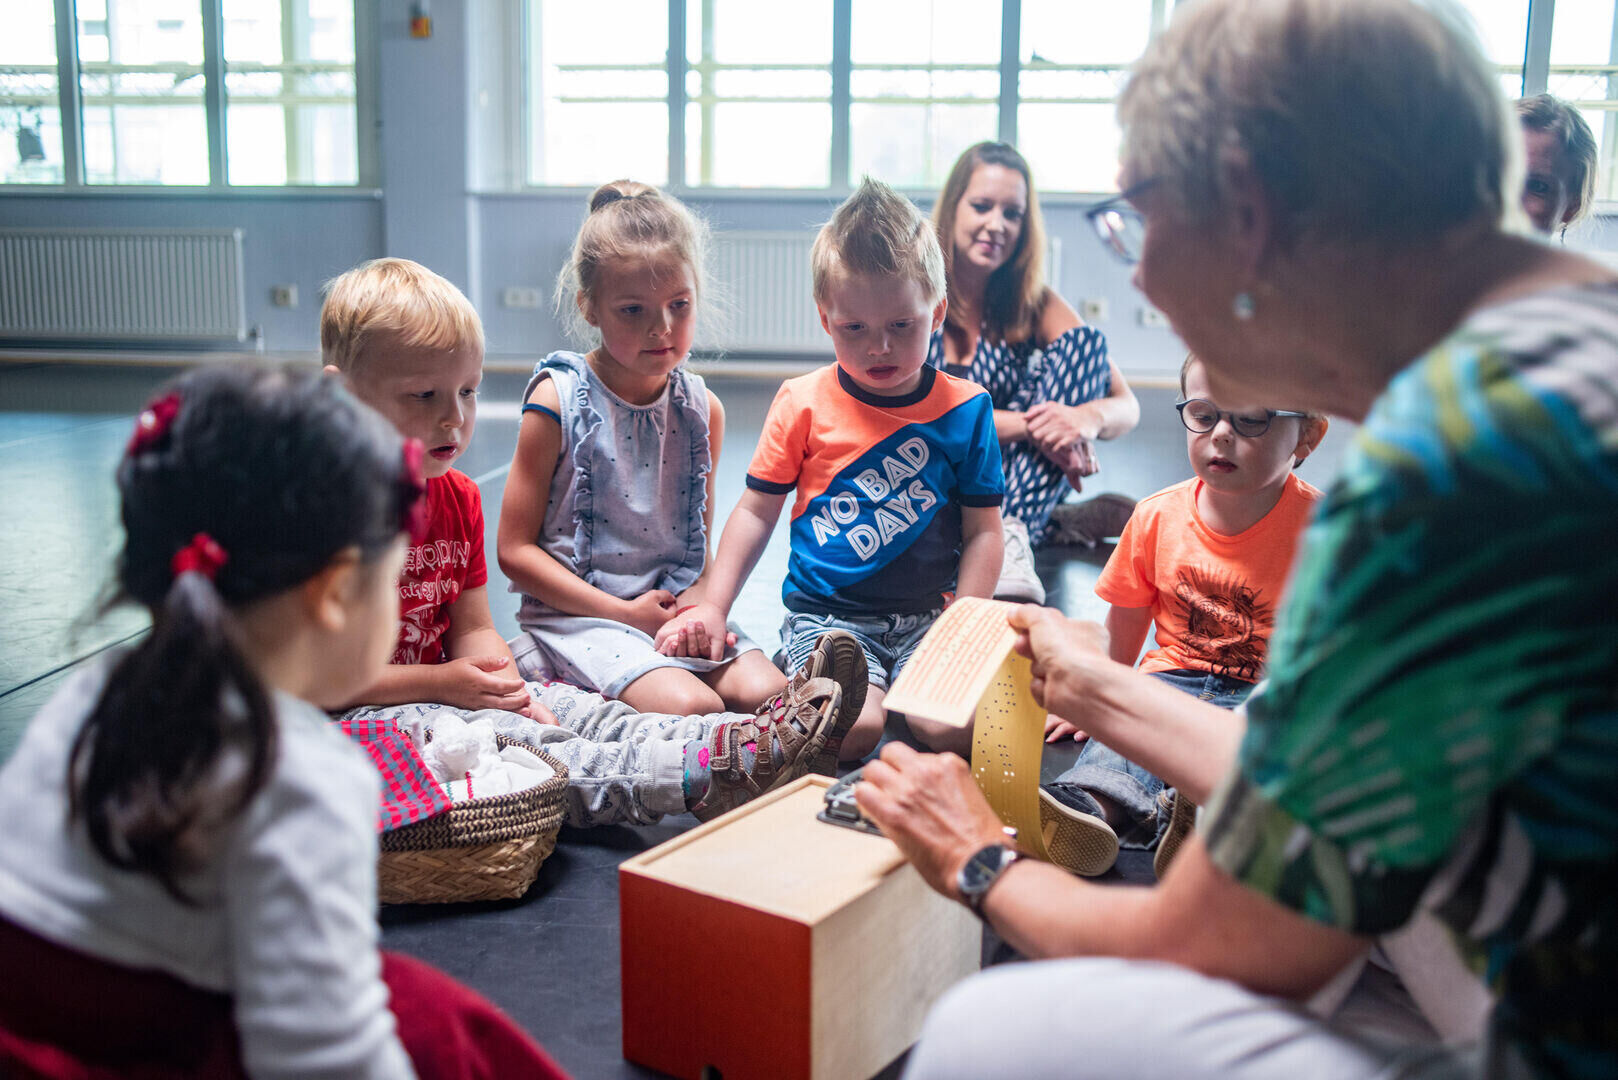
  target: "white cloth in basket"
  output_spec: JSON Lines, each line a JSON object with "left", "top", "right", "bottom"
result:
{"left": 406, "top": 713, "right": 557, "bottom": 804}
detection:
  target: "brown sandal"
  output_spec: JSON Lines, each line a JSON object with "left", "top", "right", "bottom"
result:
{"left": 690, "top": 675, "right": 842, "bottom": 822}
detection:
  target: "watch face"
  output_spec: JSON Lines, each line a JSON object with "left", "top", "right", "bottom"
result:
{"left": 960, "top": 845, "right": 1011, "bottom": 899}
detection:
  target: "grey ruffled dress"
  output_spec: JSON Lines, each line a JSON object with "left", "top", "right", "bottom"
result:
{"left": 508, "top": 350, "right": 761, "bottom": 698}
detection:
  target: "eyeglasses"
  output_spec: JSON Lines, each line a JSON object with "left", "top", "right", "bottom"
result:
{"left": 1175, "top": 398, "right": 1309, "bottom": 438}
{"left": 1085, "top": 177, "right": 1158, "bottom": 264}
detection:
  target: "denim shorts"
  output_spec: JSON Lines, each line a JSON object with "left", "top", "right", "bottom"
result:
{"left": 781, "top": 608, "right": 942, "bottom": 690}
{"left": 1147, "top": 668, "right": 1257, "bottom": 710}
{"left": 1044, "top": 669, "right": 1256, "bottom": 849}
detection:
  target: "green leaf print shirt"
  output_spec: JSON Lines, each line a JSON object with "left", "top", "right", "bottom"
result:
{"left": 1203, "top": 284, "right": 1618, "bottom": 1080}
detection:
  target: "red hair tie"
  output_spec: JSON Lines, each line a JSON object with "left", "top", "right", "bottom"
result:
{"left": 127, "top": 391, "right": 181, "bottom": 457}
{"left": 400, "top": 438, "right": 430, "bottom": 544}
{"left": 172, "top": 532, "right": 228, "bottom": 582}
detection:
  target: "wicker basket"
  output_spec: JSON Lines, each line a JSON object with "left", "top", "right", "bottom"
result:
{"left": 378, "top": 737, "right": 569, "bottom": 905}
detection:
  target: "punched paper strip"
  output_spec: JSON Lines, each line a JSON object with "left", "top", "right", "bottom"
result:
{"left": 884, "top": 597, "right": 1051, "bottom": 862}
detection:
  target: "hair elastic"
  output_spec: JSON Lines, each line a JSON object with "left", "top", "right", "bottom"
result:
{"left": 172, "top": 532, "right": 228, "bottom": 582}
{"left": 126, "top": 391, "right": 182, "bottom": 457}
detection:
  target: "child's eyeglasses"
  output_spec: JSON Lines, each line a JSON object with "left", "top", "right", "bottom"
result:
{"left": 1176, "top": 399, "right": 1308, "bottom": 438}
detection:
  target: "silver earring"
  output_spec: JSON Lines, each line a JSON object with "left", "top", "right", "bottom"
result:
{"left": 1232, "top": 291, "right": 1255, "bottom": 320}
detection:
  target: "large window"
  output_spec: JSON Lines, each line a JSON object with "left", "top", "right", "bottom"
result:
{"left": 850, "top": 0, "right": 999, "bottom": 190}
{"left": 1546, "top": 0, "right": 1618, "bottom": 200}
{"left": 519, "top": 0, "right": 1618, "bottom": 199}
{"left": 1, "top": 1, "right": 66, "bottom": 183}
{"left": 2, "top": 0, "right": 363, "bottom": 187}
{"left": 687, "top": 0, "right": 832, "bottom": 188}
{"left": 528, "top": 0, "right": 667, "bottom": 186}
{"left": 1017, "top": 0, "right": 1155, "bottom": 195}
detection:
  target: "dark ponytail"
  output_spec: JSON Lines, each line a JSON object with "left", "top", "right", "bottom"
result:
{"left": 69, "top": 366, "right": 424, "bottom": 901}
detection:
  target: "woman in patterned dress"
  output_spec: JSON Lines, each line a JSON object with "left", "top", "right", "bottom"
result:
{"left": 930, "top": 142, "right": 1141, "bottom": 601}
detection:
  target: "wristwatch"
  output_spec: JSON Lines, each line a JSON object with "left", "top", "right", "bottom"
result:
{"left": 956, "top": 843, "right": 1021, "bottom": 916}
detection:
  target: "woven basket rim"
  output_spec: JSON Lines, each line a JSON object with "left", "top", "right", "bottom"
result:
{"left": 380, "top": 738, "right": 569, "bottom": 852}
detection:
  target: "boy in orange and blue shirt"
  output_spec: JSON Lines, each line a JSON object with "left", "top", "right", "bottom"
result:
{"left": 674, "top": 179, "right": 1005, "bottom": 762}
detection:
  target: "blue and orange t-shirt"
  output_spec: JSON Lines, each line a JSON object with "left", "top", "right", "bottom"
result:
{"left": 746, "top": 364, "right": 1003, "bottom": 616}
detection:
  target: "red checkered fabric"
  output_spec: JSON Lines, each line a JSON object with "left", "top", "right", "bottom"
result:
{"left": 336, "top": 718, "right": 451, "bottom": 833}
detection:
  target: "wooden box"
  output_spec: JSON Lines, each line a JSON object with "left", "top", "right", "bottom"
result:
{"left": 620, "top": 775, "right": 982, "bottom": 1080}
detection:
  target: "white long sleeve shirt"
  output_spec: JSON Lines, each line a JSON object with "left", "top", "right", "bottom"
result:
{"left": 0, "top": 660, "right": 415, "bottom": 1080}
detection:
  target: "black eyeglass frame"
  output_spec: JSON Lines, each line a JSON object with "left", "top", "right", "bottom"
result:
{"left": 1084, "top": 176, "right": 1159, "bottom": 264}
{"left": 1175, "top": 398, "right": 1310, "bottom": 438}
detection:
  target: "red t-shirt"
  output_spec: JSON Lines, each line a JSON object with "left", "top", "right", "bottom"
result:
{"left": 1095, "top": 473, "right": 1320, "bottom": 681}
{"left": 394, "top": 469, "right": 487, "bottom": 666}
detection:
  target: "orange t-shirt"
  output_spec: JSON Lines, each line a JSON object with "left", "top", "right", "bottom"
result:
{"left": 1094, "top": 472, "right": 1322, "bottom": 681}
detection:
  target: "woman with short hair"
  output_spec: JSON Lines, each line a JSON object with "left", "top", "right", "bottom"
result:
{"left": 862, "top": 2, "right": 1618, "bottom": 1076}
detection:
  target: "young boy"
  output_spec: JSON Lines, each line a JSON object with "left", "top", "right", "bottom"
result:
{"left": 1045, "top": 352, "right": 1328, "bottom": 866}
{"left": 669, "top": 180, "right": 1005, "bottom": 762}
{"left": 321, "top": 257, "right": 864, "bottom": 823}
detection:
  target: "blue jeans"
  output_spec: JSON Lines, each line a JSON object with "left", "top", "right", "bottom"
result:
{"left": 1045, "top": 669, "right": 1255, "bottom": 849}
{"left": 780, "top": 608, "right": 941, "bottom": 690}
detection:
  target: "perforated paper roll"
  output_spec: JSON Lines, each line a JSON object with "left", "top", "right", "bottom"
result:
{"left": 883, "top": 598, "right": 1052, "bottom": 862}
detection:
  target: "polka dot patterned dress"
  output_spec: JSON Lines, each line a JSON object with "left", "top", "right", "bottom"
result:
{"left": 927, "top": 323, "right": 1112, "bottom": 542}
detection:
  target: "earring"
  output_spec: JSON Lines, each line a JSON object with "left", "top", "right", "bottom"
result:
{"left": 1232, "top": 291, "right": 1255, "bottom": 321}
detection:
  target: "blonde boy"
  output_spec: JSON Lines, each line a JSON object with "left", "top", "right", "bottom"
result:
{"left": 321, "top": 257, "right": 856, "bottom": 826}
{"left": 322, "top": 257, "right": 548, "bottom": 719}
{"left": 673, "top": 179, "right": 1005, "bottom": 761}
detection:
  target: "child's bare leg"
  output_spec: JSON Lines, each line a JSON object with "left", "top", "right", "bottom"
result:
{"left": 903, "top": 714, "right": 975, "bottom": 758}
{"left": 619, "top": 667, "right": 725, "bottom": 716}
{"left": 703, "top": 650, "right": 787, "bottom": 711}
{"left": 839, "top": 685, "right": 887, "bottom": 762}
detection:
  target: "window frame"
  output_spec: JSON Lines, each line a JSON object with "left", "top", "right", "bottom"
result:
{"left": 1, "top": 0, "right": 377, "bottom": 194}
{"left": 519, "top": 0, "right": 1579, "bottom": 204}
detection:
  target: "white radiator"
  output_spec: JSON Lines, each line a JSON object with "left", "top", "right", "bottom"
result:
{"left": 711, "top": 230, "right": 1062, "bottom": 357}
{"left": 0, "top": 228, "right": 247, "bottom": 343}
{"left": 712, "top": 231, "right": 824, "bottom": 354}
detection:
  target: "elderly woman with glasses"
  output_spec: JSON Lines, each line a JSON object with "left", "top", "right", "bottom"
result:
{"left": 859, "top": 2, "right": 1618, "bottom": 1078}
{"left": 928, "top": 142, "right": 1142, "bottom": 603}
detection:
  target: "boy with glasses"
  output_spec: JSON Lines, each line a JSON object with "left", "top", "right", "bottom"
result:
{"left": 1042, "top": 353, "right": 1328, "bottom": 873}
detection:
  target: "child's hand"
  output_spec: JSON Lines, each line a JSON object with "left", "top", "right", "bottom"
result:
{"left": 654, "top": 601, "right": 733, "bottom": 661}
{"left": 529, "top": 699, "right": 560, "bottom": 726}
{"left": 1044, "top": 713, "right": 1088, "bottom": 743}
{"left": 622, "top": 589, "right": 678, "bottom": 637}
{"left": 436, "top": 655, "right": 533, "bottom": 714}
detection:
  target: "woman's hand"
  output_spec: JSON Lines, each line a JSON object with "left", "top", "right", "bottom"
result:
{"left": 621, "top": 589, "right": 678, "bottom": 638}
{"left": 1025, "top": 401, "right": 1102, "bottom": 462}
{"left": 855, "top": 744, "right": 1009, "bottom": 903}
{"left": 1009, "top": 604, "right": 1112, "bottom": 721}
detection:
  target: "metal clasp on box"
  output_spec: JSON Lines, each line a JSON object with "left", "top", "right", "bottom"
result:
{"left": 816, "top": 767, "right": 884, "bottom": 835}
{"left": 817, "top": 765, "right": 1020, "bottom": 844}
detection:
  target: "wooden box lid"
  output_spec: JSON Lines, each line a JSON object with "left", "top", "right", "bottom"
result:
{"left": 620, "top": 775, "right": 906, "bottom": 923}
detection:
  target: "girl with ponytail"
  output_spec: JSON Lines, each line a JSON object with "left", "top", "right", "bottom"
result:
{"left": 0, "top": 366, "right": 566, "bottom": 1079}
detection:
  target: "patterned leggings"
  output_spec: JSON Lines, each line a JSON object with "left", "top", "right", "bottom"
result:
{"left": 338, "top": 682, "right": 745, "bottom": 828}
